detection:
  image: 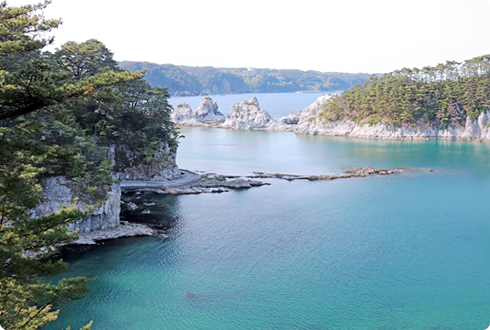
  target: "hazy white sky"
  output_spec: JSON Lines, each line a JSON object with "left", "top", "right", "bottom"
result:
{"left": 8, "top": 0, "right": 490, "bottom": 74}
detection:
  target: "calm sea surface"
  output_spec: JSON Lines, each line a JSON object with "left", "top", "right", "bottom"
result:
{"left": 44, "top": 98, "right": 490, "bottom": 329}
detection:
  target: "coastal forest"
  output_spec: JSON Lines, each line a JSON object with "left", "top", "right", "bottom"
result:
{"left": 319, "top": 55, "right": 490, "bottom": 127}
{"left": 0, "top": 2, "right": 177, "bottom": 329}
{"left": 119, "top": 61, "right": 372, "bottom": 96}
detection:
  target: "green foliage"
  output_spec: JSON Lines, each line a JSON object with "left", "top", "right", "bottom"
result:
{"left": 119, "top": 61, "right": 372, "bottom": 96}
{"left": 0, "top": 1, "right": 177, "bottom": 329}
{"left": 0, "top": 3, "right": 144, "bottom": 122}
{"left": 118, "top": 61, "right": 203, "bottom": 95}
{"left": 318, "top": 56, "right": 490, "bottom": 127}
{"left": 0, "top": 115, "right": 94, "bottom": 329}
{"left": 61, "top": 44, "right": 178, "bottom": 174}
{"left": 0, "top": 1, "right": 59, "bottom": 56}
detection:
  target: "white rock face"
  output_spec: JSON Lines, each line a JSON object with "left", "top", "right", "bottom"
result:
{"left": 288, "top": 107, "right": 490, "bottom": 142}
{"left": 171, "top": 95, "right": 333, "bottom": 131}
{"left": 171, "top": 97, "right": 224, "bottom": 126}
{"left": 195, "top": 97, "right": 225, "bottom": 122}
{"left": 31, "top": 176, "right": 121, "bottom": 233}
{"left": 171, "top": 103, "right": 202, "bottom": 126}
{"left": 171, "top": 94, "right": 490, "bottom": 142}
{"left": 222, "top": 97, "right": 273, "bottom": 129}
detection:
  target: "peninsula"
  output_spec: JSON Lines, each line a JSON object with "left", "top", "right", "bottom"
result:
{"left": 171, "top": 54, "right": 490, "bottom": 143}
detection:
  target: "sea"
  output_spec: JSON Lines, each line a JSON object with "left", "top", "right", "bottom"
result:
{"left": 43, "top": 92, "right": 490, "bottom": 330}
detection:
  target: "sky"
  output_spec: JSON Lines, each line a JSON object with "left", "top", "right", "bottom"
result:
{"left": 8, "top": 0, "right": 490, "bottom": 74}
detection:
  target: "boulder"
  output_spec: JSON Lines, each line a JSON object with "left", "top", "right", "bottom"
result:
{"left": 127, "top": 202, "right": 138, "bottom": 211}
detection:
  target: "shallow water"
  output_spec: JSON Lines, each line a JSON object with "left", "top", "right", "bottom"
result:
{"left": 177, "top": 127, "right": 490, "bottom": 176}
{"left": 44, "top": 128, "right": 490, "bottom": 330}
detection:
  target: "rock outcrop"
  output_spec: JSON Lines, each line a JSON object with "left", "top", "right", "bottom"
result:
{"left": 222, "top": 97, "right": 273, "bottom": 129}
{"left": 195, "top": 97, "right": 225, "bottom": 122}
{"left": 31, "top": 176, "right": 121, "bottom": 233}
{"left": 171, "top": 97, "right": 224, "bottom": 126}
{"left": 110, "top": 142, "right": 181, "bottom": 181}
{"left": 170, "top": 103, "right": 201, "bottom": 125}
{"left": 32, "top": 137, "right": 181, "bottom": 241}
{"left": 171, "top": 95, "right": 330, "bottom": 130}
{"left": 171, "top": 95, "right": 490, "bottom": 142}
{"left": 290, "top": 107, "right": 490, "bottom": 142}
{"left": 73, "top": 221, "right": 155, "bottom": 245}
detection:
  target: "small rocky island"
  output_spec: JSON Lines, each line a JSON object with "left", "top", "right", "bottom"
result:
{"left": 33, "top": 93, "right": 458, "bottom": 248}
{"left": 171, "top": 95, "right": 490, "bottom": 142}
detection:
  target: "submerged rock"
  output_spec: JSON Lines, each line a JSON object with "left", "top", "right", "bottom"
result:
{"left": 127, "top": 202, "right": 138, "bottom": 211}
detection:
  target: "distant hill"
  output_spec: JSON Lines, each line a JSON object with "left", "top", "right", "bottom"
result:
{"left": 118, "top": 61, "right": 373, "bottom": 96}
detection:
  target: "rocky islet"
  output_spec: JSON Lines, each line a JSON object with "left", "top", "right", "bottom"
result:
{"left": 171, "top": 95, "right": 490, "bottom": 142}
{"left": 35, "top": 92, "right": 472, "bottom": 247}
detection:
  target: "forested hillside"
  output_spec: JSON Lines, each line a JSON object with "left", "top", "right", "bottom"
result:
{"left": 0, "top": 3, "right": 177, "bottom": 329}
{"left": 119, "top": 61, "right": 372, "bottom": 96}
{"left": 319, "top": 55, "right": 490, "bottom": 127}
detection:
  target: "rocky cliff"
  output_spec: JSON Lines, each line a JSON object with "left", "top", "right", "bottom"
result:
{"left": 285, "top": 101, "right": 490, "bottom": 142}
{"left": 110, "top": 142, "right": 181, "bottom": 181}
{"left": 171, "top": 95, "right": 490, "bottom": 142}
{"left": 32, "top": 140, "right": 181, "bottom": 237}
{"left": 31, "top": 177, "right": 121, "bottom": 233}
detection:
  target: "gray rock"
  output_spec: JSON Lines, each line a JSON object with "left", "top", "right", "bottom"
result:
{"left": 127, "top": 202, "right": 138, "bottom": 211}
{"left": 171, "top": 103, "right": 201, "bottom": 125}
{"left": 172, "top": 94, "right": 490, "bottom": 142}
{"left": 195, "top": 97, "right": 225, "bottom": 122}
{"left": 200, "top": 177, "right": 267, "bottom": 189}
{"left": 73, "top": 223, "right": 155, "bottom": 245}
{"left": 31, "top": 177, "right": 121, "bottom": 233}
{"left": 222, "top": 97, "right": 274, "bottom": 129}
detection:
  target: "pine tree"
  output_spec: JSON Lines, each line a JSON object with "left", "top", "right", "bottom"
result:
{"left": 0, "top": 1, "right": 143, "bottom": 329}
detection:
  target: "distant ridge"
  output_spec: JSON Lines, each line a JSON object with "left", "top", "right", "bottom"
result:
{"left": 118, "top": 61, "right": 373, "bottom": 96}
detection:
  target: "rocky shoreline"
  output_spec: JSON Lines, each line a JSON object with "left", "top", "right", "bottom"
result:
{"left": 171, "top": 95, "right": 490, "bottom": 142}
{"left": 35, "top": 165, "right": 415, "bottom": 249}
{"left": 72, "top": 221, "right": 156, "bottom": 245}
{"left": 121, "top": 166, "right": 406, "bottom": 203}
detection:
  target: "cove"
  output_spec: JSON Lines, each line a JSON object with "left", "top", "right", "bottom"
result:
{"left": 44, "top": 128, "right": 490, "bottom": 330}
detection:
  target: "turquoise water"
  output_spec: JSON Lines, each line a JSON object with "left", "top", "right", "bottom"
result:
{"left": 169, "top": 92, "right": 337, "bottom": 119}
{"left": 44, "top": 128, "right": 490, "bottom": 329}
{"left": 176, "top": 127, "right": 490, "bottom": 176}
